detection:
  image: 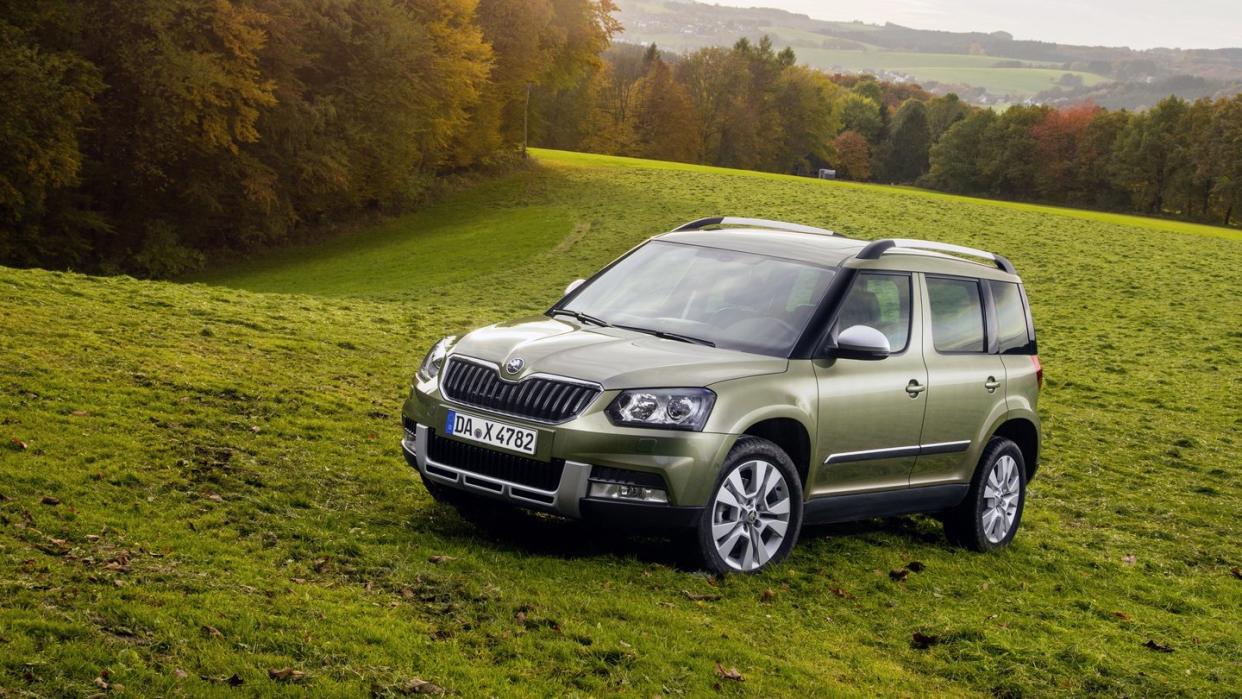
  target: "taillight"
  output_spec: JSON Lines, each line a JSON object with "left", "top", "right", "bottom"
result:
{"left": 1031, "top": 355, "right": 1043, "bottom": 390}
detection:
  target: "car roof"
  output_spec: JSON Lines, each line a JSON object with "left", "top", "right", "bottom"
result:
{"left": 654, "top": 228, "right": 1022, "bottom": 282}
{"left": 655, "top": 228, "right": 866, "bottom": 267}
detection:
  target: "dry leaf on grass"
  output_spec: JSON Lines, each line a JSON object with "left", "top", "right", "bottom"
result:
{"left": 41, "top": 496, "right": 60, "bottom": 506}
{"left": 829, "top": 587, "right": 852, "bottom": 599}
{"left": 398, "top": 678, "right": 445, "bottom": 695}
{"left": 682, "top": 590, "right": 721, "bottom": 602}
{"left": 760, "top": 588, "right": 776, "bottom": 602}
{"left": 1122, "top": 554, "right": 1137, "bottom": 566}
{"left": 428, "top": 555, "right": 454, "bottom": 564}
{"left": 268, "top": 668, "right": 307, "bottom": 682}
{"left": 714, "top": 662, "right": 744, "bottom": 682}
{"left": 202, "top": 625, "right": 223, "bottom": 639}
{"left": 1144, "top": 640, "right": 1174, "bottom": 653}
{"left": 9, "top": 438, "right": 28, "bottom": 451}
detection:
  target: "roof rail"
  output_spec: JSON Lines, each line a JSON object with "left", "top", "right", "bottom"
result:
{"left": 673, "top": 216, "right": 835, "bottom": 236}
{"left": 857, "top": 238, "right": 1016, "bottom": 274}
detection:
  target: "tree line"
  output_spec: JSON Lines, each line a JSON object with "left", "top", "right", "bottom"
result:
{"left": 0, "top": 0, "right": 618, "bottom": 275}
{"left": 535, "top": 40, "right": 1242, "bottom": 227}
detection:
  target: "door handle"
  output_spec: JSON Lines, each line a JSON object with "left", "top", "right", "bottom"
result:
{"left": 906, "top": 379, "right": 926, "bottom": 397}
{"left": 984, "top": 376, "right": 1000, "bottom": 393}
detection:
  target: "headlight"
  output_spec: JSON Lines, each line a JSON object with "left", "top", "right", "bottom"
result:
{"left": 605, "top": 388, "right": 715, "bottom": 431}
{"left": 416, "top": 337, "right": 452, "bottom": 383}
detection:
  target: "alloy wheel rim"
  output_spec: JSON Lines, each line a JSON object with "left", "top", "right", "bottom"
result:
{"left": 982, "top": 454, "right": 1021, "bottom": 543}
{"left": 710, "top": 459, "right": 791, "bottom": 571}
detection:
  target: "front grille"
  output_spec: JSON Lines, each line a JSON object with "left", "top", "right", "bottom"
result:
{"left": 441, "top": 356, "right": 600, "bottom": 423}
{"left": 428, "top": 430, "right": 565, "bottom": 491}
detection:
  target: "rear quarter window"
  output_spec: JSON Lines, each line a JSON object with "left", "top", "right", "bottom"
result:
{"left": 988, "top": 280, "right": 1035, "bottom": 354}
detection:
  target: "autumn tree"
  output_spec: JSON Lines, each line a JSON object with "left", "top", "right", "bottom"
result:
{"left": 631, "top": 47, "right": 698, "bottom": 161}
{"left": 832, "top": 131, "right": 871, "bottom": 181}
{"left": 1031, "top": 103, "right": 1099, "bottom": 202}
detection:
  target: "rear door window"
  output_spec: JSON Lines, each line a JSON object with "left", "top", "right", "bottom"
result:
{"left": 926, "top": 276, "right": 986, "bottom": 353}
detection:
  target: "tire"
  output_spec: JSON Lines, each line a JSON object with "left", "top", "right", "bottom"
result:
{"left": 695, "top": 436, "right": 804, "bottom": 574}
{"left": 943, "top": 437, "right": 1027, "bottom": 551}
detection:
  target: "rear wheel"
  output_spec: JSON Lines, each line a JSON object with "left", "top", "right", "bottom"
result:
{"left": 944, "top": 437, "right": 1026, "bottom": 551}
{"left": 696, "top": 437, "right": 803, "bottom": 574}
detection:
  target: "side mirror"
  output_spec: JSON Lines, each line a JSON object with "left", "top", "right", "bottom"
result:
{"left": 832, "top": 325, "right": 891, "bottom": 360}
{"left": 564, "top": 278, "right": 586, "bottom": 296}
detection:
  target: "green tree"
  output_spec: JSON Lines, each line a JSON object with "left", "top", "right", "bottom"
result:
{"left": 0, "top": 18, "right": 102, "bottom": 267}
{"left": 1210, "top": 94, "right": 1242, "bottom": 225}
{"left": 977, "top": 105, "right": 1048, "bottom": 197}
{"left": 875, "top": 99, "right": 931, "bottom": 183}
{"left": 1076, "top": 109, "right": 1131, "bottom": 209}
{"left": 924, "top": 109, "right": 996, "bottom": 192}
{"left": 926, "top": 93, "right": 971, "bottom": 142}
{"left": 1110, "top": 96, "right": 1189, "bottom": 214}
{"left": 836, "top": 93, "right": 884, "bottom": 144}
{"left": 770, "top": 66, "right": 842, "bottom": 174}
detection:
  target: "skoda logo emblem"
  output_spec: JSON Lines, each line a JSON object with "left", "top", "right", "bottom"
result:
{"left": 505, "top": 357, "right": 525, "bottom": 375}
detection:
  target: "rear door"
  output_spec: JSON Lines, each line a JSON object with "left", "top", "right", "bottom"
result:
{"left": 912, "top": 274, "right": 1008, "bottom": 487}
{"left": 810, "top": 271, "right": 927, "bottom": 496}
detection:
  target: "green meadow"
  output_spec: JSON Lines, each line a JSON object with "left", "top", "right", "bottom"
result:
{"left": 2, "top": 149, "right": 1240, "bottom": 696}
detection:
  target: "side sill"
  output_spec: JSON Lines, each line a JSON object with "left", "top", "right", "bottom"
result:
{"left": 804, "top": 484, "right": 969, "bottom": 526}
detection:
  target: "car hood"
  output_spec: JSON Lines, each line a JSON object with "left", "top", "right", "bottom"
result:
{"left": 446, "top": 315, "right": 788, "bottom": 390}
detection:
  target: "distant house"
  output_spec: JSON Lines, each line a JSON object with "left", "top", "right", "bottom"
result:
{"left": 818, "top": 169, "right": 837, "bottom": 180}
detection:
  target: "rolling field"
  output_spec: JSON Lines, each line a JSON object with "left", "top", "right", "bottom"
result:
{"left": 3, "top": 149, "right": 1241, "bottom": 695}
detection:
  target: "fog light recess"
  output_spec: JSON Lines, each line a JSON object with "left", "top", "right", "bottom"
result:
{"left": 588, "top": 481, "right": 669, "bottom": 504}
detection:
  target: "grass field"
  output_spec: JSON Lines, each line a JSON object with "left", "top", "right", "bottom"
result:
{"left": 3, "top": 149, "right": 1241, "bottom": 695}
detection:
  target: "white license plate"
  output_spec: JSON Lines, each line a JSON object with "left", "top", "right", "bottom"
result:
{"left": 444, "top": 410, "right": 537, "bottom": 455}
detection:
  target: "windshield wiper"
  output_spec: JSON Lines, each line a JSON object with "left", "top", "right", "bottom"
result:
{"left": 615, "top": 324, "right": 716, "bottom": 347}
{"left": 550, "top": 308, "right": 610, "bottom": 327}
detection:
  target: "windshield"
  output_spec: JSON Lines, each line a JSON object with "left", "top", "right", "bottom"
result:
{"left": 560, "top": 241, "right": 837, "bottom": 356}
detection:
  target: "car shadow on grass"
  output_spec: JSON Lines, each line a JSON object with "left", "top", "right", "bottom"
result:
{"left": 411, "top": 501, "right": 950, "bottom": 571}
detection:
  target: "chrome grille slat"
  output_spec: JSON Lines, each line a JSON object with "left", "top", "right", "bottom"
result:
{"left": 440, "top": 356, "right": 600, "bottom": 423}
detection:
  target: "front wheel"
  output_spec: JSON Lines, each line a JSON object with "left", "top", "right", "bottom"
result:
{"left": 695, "top": 437, "right": 803, "bottom": 574}
{"left": 944, "top": 437, "right": 1027, "bottom": 551}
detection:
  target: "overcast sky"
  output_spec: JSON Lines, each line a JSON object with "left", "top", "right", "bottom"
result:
{"left": 704, "top": 0, "right": 1241, "bottom": 50}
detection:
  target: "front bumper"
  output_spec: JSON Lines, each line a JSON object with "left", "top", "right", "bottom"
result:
{"left": 401, "top": 387, "right": 725, "bottom": 527}
{"left": 401, "top": 425, "right": 703, "bottom": 528}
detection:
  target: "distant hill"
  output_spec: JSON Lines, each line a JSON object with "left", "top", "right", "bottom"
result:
{"left": 614, "top": 0, "right": 1242, "bottom": 108}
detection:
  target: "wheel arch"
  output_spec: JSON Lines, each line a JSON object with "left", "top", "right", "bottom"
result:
{"left": 988, "top": 416, "right": 1040, "bottom": 481}
{"left": 740, "top": 417, "right": 812, "bottom": 488}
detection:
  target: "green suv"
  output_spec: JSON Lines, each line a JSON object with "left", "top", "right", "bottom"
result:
{"left": 401, "top": 217, "right": 1042, "bottom": 573}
